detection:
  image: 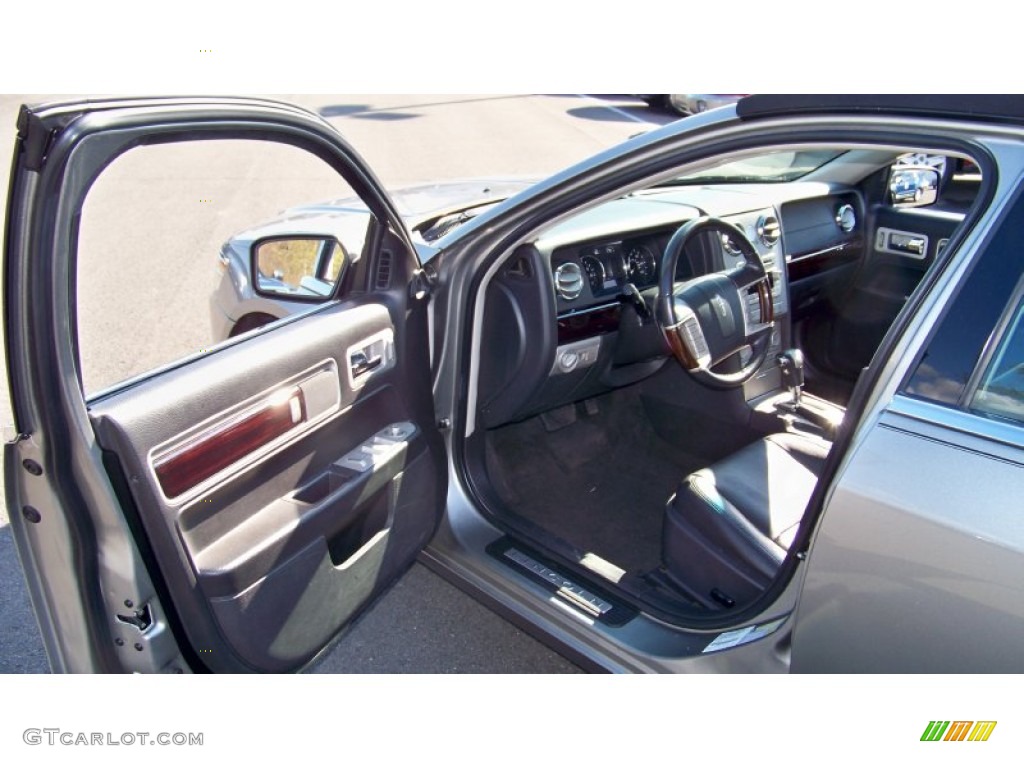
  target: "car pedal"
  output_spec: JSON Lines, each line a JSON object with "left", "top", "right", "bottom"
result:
{"left": 582, "top": 398, "right": 600, "bottom": 416}
{"left": 540, "top": 403, "right": 577, "bottom": 432}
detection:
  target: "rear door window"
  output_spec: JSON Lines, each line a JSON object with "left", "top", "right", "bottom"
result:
{"left": 971, "top": 298, "right": 1024, "bottom": 424}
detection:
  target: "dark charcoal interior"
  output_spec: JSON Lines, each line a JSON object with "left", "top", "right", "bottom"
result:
{"left": 484, "top": 388, "right": 711, "bottom": 578}
{"left": 466, "top": 149, "right": 980, "bottom": 620}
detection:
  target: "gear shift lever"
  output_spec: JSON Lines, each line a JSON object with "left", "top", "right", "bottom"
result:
{"left": 778, "top": 349, "right": 805, "bottom": 408}
{"left": 774, "top": 348, "right": 841, "bottom": 439}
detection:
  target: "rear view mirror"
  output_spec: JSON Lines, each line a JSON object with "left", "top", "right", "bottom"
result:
{"left": 252, "top": 236, "right": 348, "bottom": 301}
{"left": 889, "top": 166, "right": 940, "bottom": 207}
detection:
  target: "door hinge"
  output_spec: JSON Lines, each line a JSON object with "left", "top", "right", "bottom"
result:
{"left": 15, "top": 106, "right": 59, "bottom": 172}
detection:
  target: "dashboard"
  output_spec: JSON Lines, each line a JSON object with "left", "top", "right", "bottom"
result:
{"left": 554, "top": 236, "right": 661, "bottom": 302}
{"left": 476, "top": 183, "right": 869, "bottom": 428}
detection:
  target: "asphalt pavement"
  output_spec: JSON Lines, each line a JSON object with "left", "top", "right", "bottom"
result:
{"left": 0, "top": 94, "right": 674, "bottom": 673}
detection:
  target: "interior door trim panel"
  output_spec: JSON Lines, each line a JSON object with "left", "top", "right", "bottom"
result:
{"left": 153, "top": 385, "right": 306, "bottom": 499}
{"left": 151, "top": 361, "right": 342, "bottom": 501}
{"left": 189, "top": 420, "right": 420, "bottom": 596}
{"left": 88, "top": 301, "right": 446, "bottom": 672}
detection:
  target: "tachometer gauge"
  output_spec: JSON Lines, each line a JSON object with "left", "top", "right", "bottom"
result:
{"left": 581, "top": 255, "right": 606, "bottom": 293}
{"left": 625, "top": 245, "right": 656, "bottom": 285}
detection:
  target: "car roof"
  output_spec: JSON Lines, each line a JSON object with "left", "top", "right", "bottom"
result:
{"left": 737, "top": 95, "right": 1024, "bottom": 125}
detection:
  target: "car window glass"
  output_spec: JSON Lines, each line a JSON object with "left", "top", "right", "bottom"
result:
{"left": 76, "top": 139, "right": 369, "bottom": 397}
{"left": 903, "top": 187, "right": 1024, "bottom": 406}
{"left": 971, "top": 299, "right": 1024, "bottom": 423}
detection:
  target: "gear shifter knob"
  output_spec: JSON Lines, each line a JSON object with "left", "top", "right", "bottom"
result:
{"left": 778, "top": 349, "right": 805, "bottom": 406}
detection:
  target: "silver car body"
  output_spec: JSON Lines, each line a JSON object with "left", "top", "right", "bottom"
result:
{"left": 5, "top": 96, "right": 1024, "bottom": 673}
{"left": 425, "top": 108, "right": 1024, "bottom": 672}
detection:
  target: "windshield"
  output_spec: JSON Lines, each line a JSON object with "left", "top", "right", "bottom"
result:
{"left": 665, "top": 149, "right": 846, "bottom": 184}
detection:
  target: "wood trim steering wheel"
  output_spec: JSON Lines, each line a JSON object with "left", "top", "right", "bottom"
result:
{"left": 655, "top": 216, "right": 774, "bottom": 388}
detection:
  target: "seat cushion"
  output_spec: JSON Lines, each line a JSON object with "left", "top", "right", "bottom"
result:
{"left": 663, "top": 433, "right": 829, "bottom": 607}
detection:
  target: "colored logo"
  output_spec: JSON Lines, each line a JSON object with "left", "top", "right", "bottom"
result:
{"left": 921, "top": 721, "right": 997, "bottom": 742}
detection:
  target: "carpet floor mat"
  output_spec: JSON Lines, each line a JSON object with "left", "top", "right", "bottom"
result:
{"left": 484, "top": 391, "right": 708, "bottom": 577}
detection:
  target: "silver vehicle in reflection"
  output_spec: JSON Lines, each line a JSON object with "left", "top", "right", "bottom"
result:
{"left": 890, "top": 165, "right": 939, "bottom": 204}
{"left": 210, "top": 179, "right": 533, "bottom": 339}
{"left": 639, "top": 94, "right": 747, "bottom": 115}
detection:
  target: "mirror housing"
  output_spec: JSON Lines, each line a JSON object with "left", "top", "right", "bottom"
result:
{"left": 889, "top": 166, "right": 940, "bottom": 207}
{"left": 252, "top": 235, "right": 348, "bottom": 301}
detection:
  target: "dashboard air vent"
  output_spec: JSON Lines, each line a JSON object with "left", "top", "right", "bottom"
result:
{"left": 756, "top": 214, "right": 781, "bottom": 247}
{"left": 554, "top": 262, "right": 584, "bottom": 300}
{"left": 375, "top": 249, "right": 393, "bottom": 290}
{"left": 836, "top": 204, "right": 856, "bottom": 233}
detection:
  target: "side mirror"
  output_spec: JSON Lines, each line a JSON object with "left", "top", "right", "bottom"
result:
{"left": 252, "top": 236, "right": 348, "bottom": 301}
{"left": 889, "top": 166, "right": 940, "bottom": 207}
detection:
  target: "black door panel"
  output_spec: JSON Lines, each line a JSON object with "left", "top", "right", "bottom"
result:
{"left": 90, "top": 302, "right": 444, "bottom": 672}
{"left": 869, "top": 205, "right": 963, "bottom": 268}
{"left": 797, "top": 204, "right": 965, "bottom": 395}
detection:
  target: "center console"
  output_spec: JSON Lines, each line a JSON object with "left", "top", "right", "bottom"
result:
{"left": 749, "top": 347, "right": 844, "bottom": 441}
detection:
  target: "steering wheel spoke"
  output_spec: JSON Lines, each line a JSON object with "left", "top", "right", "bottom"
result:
{"left": 727, "top": 261, "right": 766, "bottom": 292}
{"left": 657, "top": 216, "right": 775, "bottom": 388}
{"left": 662, "top": 296, "right": 712, "bottom": 371}
{"left": 707, "top": 321, "right": 771, "bottom": 367}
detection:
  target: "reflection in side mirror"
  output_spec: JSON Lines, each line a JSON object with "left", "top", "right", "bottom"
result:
{"left": 252, "top": 236, "right": 348, "bottom": 301}
{"left": 889, "top": 166, "right": 940, "bottom": 207}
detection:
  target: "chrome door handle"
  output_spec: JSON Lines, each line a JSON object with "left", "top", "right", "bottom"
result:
{"left": 350, "top": 351, "right": 382, "bottom": 378}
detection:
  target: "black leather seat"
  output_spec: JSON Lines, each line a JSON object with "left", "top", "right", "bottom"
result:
{"left": 662, "top": 432, "right": 829, "bottom": 607}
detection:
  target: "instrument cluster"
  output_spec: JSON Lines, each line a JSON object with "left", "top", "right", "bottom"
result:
{"left": 558, "top": 238, "right": 659, "bottom": 301}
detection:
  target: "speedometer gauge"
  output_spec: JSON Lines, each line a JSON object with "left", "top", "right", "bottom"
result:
{"left": 625, "top": 245, "right": 656, "bottom": 285}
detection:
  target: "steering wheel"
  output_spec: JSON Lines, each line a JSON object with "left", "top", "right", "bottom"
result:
{"left": 655, "top": 216, "right": 774, "bottom": 388}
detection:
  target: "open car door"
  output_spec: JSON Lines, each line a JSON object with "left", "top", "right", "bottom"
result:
{"left": 4, "top": 98, "right": 447, "bottom": 672}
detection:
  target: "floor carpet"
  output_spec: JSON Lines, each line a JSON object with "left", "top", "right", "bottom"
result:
{"left": 485, "top": 391, "right": 708, "bottom": 576}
